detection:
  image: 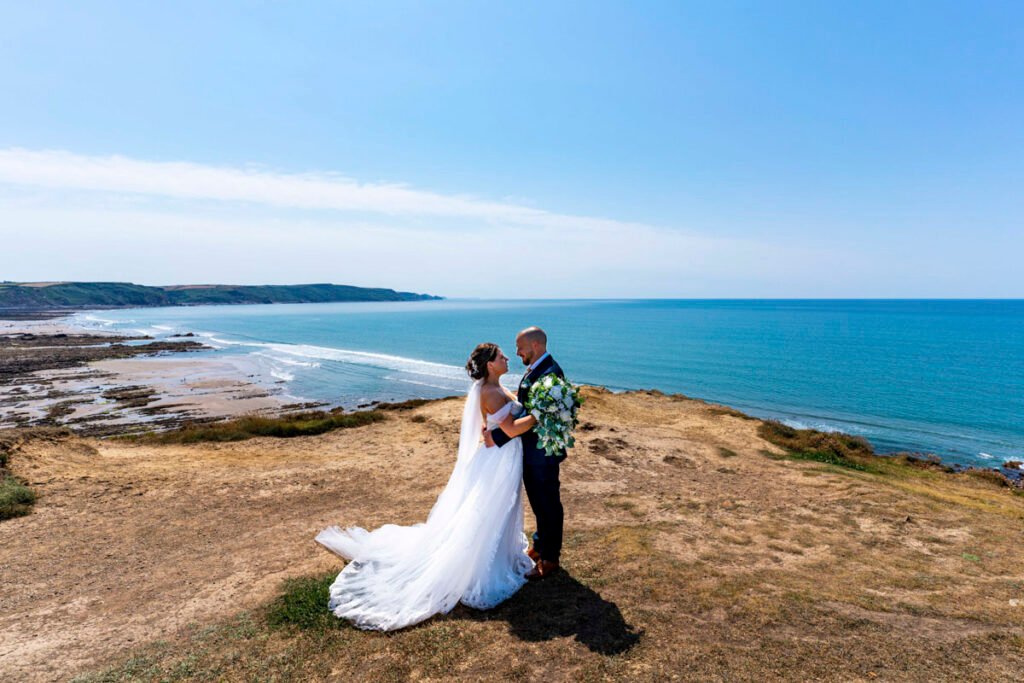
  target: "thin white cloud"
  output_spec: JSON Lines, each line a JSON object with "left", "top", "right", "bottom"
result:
{"left": 0, "top": 147, "right": 857, "bottom": 296}
{"left": 0, "top": 148, "right": 644, "bottom": 234}
{"left": 0, "top": 199, "right": 848, "bottom": 297}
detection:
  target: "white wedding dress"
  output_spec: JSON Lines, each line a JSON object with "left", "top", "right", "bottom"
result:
{"left": 315, "top": 380, "right": 534, "bottom": 631}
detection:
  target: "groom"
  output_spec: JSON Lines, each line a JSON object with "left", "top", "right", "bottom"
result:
{"left": 485, "top": 326, "right": 565, "bottom": 580}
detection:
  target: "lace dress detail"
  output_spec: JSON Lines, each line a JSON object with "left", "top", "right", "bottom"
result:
{"left": 315, "top": 388, "right": 533, "bottom": 631}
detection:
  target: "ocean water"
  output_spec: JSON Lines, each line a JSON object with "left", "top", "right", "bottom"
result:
{"left": 70, "top": 299, "right": 1024, "bottom": 468}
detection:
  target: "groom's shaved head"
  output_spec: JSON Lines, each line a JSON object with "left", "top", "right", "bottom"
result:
{"left": 518, "top": 326, "right": 547, "bottom": 346}
{"left": 515, "top": 326, "right": 547, "bottom": 366}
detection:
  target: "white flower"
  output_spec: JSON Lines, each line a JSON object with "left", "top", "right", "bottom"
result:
{"left": 559, "top": 410, "right": 571, "bottom": 422}
{"left": 544, "top": 376, "right": 554, "bottom": 388}
{"left": 550, "top": 385, "right": 563, "bottom": 400}
{"left": 531, "top": 409, "right": 541, "bottom": 419}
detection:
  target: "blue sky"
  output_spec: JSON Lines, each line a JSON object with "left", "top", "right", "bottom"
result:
{"left": 1, "top": 1, "right": 1021, "bottom": 297}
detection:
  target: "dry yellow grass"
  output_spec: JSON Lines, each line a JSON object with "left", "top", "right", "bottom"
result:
{"left": 1, "top": 387, "right": 1022, "bottom": 681}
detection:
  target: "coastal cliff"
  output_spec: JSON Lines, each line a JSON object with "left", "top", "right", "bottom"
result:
{"left": 0, "top": 281, "right": 441, "bottom": 311}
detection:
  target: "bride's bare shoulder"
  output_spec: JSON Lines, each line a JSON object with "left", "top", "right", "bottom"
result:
{"left": 480, "top": 384, "right": 509, "bottom": 414}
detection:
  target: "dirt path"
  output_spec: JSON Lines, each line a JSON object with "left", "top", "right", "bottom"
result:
{"left": 2, "top": 390, "right": 1023, "bottom": 681}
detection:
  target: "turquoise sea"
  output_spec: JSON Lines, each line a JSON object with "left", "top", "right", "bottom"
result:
{"left": 71, "top": 299, "right": 1024, "bottom": 469}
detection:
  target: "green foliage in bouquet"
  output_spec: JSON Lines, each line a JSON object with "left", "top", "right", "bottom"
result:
{"left": 526, "top": 375, "right": 583, "bottom": 456}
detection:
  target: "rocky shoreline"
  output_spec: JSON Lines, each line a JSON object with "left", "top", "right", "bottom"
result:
{"left": 0, "top": 332, "right": 208, "bottom": 379}
{"left": 0, "top": 319, "right": 296, "bottom": 436}
{"left": 0, "top": 309, "right": 77, "bottom": 321}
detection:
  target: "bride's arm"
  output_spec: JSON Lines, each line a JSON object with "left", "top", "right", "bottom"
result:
{"left": 499, "top": 413, "right": 536, "bottom": 438}
{"left": 480, "top": 387, "right": 511, "bottom": 436}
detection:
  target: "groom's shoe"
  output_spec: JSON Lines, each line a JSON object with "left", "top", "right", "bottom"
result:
{"left": 525, "top": 559, "right": 559, "bottom": 581}
{"left": 526, "top": 546, "right": 541, "bottom": 562}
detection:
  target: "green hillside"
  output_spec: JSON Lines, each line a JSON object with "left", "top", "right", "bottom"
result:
{"left": 0, "top": 282, "right": 441, "bottom": 310}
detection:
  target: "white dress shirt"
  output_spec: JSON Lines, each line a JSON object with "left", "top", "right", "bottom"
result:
{"left": 526, "top": 351, "right": 550, "bottom": 377}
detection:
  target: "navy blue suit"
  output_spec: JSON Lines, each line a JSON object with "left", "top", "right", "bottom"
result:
{"left": 490, "top": 354, "right": 566, "bottom": 563}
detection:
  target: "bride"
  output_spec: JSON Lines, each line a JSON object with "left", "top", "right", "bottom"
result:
{"left": 315, "top": 342, "right": 539, "bottom": 631}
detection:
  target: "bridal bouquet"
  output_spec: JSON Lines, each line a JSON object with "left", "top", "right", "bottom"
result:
{"left": 526, "top": 375, "right": 583, "bottom": 456}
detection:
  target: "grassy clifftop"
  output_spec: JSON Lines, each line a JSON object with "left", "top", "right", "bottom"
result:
{"left": 4, "top": 389, "right": 1023, "bottom": 681}
{"left": 0, "top": 282, "right": 441, "bottom": 310}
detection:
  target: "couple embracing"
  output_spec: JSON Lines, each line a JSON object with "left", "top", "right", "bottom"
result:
{"left": 315, "top": 326, "right": 568, "bottom": 631}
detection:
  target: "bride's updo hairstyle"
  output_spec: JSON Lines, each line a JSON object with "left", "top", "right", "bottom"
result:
{"left": 466, "top": 343, "right": 500, "bottom": 380}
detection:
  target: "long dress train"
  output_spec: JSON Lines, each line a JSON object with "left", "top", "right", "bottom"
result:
{"left": 315, "top": 381, "right": 534, "bottom": 631}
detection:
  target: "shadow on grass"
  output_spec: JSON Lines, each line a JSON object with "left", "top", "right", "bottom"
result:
{"left": 268, "top": 569, "right": 641, "bottom": 656}
{"left": 453, "top": 570, "right": 642, "bottom": 655}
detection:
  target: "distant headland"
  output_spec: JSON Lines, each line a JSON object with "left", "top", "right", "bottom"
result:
{"left": 0, "top": 281, "right": 442, "bottom": 311}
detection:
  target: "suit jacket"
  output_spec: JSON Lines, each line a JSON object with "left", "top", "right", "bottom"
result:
{"left": 491, "top": 354, "right": 567, "bottom": 461}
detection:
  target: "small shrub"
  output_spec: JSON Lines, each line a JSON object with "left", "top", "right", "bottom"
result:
{"left": 0, "top": 474, "right": 36, "bottom": 519}
{"left": 375, "top": 398, "right": 433, "bottom": 411}
{"left": 707, "top": 405, "right": 756, "bottom": 420}
{"left": 0, "top": 430, "right": 21, "bottom": 467}
{"left": 123, "top": 410, "right": 387, "bottom": 444}
{"left": 718, "top": 447, "right": 738, "bottom": 458}
{"left": 787, "top": 450, "right": 871, "bottom": 472}
{"left": 759, "top": 421, "right": 874, "bottom": 458}
{"left": 758, "top": 420, "right": 877, "bottom": 472}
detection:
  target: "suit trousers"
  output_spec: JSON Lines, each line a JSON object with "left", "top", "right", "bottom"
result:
{"left": 522, "top": 447, "right": 564, "bottom": 563}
